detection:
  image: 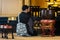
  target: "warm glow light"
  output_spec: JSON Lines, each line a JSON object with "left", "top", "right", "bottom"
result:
{"left": 33, "top": 12, "right": 35, "bottom": 17}
{"left": 53, "top": 4, "right": 58, "bottom": 7}
{"left": 48, "top": 2, "right": 54, "bottom": 5}
{"left": 8, "top": 17, "right": 11, "bottom": 20}
{"left": 47, "top": 1, "right": 59, "bottom": 7}
{"left": 36, "top": 12, "right": 38, "bottom": 17}
{"left": 8, "top": 17, "right": 16, "bottom": 20}
{"left": 11, "top": 17, "right": 15, "bottom": 20}
{"left": 55, "top": 12, "right": 57, "bottom": 17}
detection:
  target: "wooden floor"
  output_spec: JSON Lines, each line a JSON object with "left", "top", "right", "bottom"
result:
{"left": 0, "top": 33, "right": 60, "bottom": 40}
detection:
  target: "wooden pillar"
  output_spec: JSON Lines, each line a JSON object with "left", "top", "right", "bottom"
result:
{"left": 0, "top": 0, "right": 2, "bottom": 16}
{"left": 25, "top": 0, "right": 30, "bottom": 6}
{"left": 18, "top": 0, "right": 23, "bottom": 12}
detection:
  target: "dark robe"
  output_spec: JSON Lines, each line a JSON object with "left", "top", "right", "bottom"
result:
{"left": 19, "top": 12, "right": 32, "bottom": 35}
{"left": 19, "top": 12, "right": 37, "bottom": 36}
{"left": 19, "top": 12, "right": 30, "bottom": 24}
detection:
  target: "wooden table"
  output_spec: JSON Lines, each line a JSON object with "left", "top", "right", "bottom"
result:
{"left": 40, "top": 20, "right": 55, "bottom": 36}
{"left": 0, "top": 25, "right": 14, "bottom": 39}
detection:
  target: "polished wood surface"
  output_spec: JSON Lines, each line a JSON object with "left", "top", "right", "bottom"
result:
{"left": 40, "top": 20, "right": 55, "bottom": 36}
{"left": 0, "top": 33, "right": 60, "bottom": 40}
